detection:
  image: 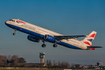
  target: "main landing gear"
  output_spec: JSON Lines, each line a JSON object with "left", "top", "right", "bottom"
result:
{"left": 41, "top": 40, "right": 57, "bottom": 48}
{"left": 53, "top": 41, "right": 57, "bottom": 47}
{"left": 42, "top": 41, "right": 46, "bottom": 48}
{"left": 53, "top": 43, "right": 57, "bottom": 47}
{"left": 13, "top": 29, "right": 16, "bottom": 35}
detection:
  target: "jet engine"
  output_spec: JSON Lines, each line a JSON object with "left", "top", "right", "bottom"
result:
{"left": 27, "top": 35, "right": 40, "bottom": 42}
{"left": 44, "top": 35, "right": 55, "bottom": 42}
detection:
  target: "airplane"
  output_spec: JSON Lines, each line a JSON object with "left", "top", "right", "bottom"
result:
{"left": 5, "top": 19, "right": 102, "bottom": 50}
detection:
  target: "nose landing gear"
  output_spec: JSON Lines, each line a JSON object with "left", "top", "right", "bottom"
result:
{"left": 13, "top": 29, "right": 16, "bottom": 35}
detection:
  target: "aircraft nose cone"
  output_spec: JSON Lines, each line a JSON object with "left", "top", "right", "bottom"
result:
{"left": 5, "top": 21, "right": 7, "bottom": 25}
{"left": 5, "top": 21, "right": 9, "bottom": 26}
{"left": 5, "top": 21, "right": 9, "bottom": 24}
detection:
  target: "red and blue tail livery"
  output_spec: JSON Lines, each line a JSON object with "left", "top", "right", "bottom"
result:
{"left": 5, "top": 19, "right": 102, "bottom": 50}
{"left": 82, "top": 31, "right": 98, "bottom": 50}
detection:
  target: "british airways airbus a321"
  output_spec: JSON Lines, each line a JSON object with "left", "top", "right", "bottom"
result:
{"left": 5, "top": 19, "right": 102, "bottom": 50}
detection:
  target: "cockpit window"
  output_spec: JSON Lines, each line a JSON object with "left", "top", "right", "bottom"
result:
{"left": 9, "top": 19, "right": 15, "bottom": 22}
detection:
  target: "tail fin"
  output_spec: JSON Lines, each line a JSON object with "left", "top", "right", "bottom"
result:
{"left": 82, "top": 31, "right": 97, "bottom": 50}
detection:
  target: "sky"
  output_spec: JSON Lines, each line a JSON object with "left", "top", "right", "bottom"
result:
{"left": 0, "top": 0, "right": 105, "bottom": 65}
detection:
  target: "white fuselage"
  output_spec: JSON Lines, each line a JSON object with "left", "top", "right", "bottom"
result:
{"left": 5, "top": 19, "right": 88, "bottom": 50}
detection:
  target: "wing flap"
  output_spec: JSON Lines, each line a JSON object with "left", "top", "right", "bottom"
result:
{"left": 54, "top": 35, "right": 86, "bottom": 40}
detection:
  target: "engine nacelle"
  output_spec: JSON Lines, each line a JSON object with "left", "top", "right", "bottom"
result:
{"left": 27, "top": 35, "right": 40, "bottom": 42}
{"left": 44, "top": 35, "right": 55, "bottom": 42}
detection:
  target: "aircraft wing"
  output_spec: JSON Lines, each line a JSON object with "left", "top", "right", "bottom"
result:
{"left": 54, "top": 35, "right": 86, "bottom": 40}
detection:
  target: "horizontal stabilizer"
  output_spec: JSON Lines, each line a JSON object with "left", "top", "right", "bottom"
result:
{"left": 87, "top": 46, "right": 102, "bottom": 48}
